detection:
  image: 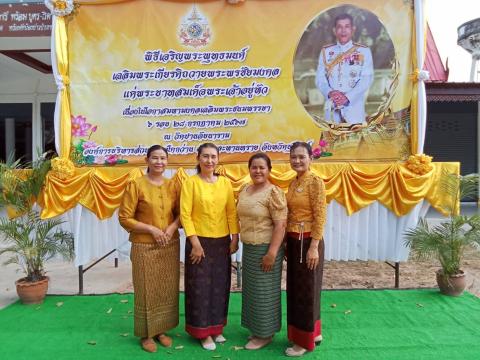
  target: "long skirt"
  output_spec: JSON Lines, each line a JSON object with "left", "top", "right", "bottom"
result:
{"left": 286, "top": 234, "right": 324, "bottom": 351}
{"left": 184, "top": 235, "right": 231, "bottom": 339}
{"left": 130, "top": 240, "right": 180, "bottom": 338}
{"left": 241, "top": 243, "right": 284, "bottom": 337}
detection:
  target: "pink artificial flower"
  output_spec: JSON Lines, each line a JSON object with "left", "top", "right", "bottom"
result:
{"left": 82, "top": 140, "right": 97, "bottom": 149}
{"left": 312, "top": 147, "right": 322, "bottom": 158}
{"left": 94, "top": 156, "right": 106, "bottom": 165}
{"left": 319, "top": 140, "right": 328, "bottom": 148}
{"left": 91, "top": 125, "right": 97, "bottom": 133}
{"left": 71, "top": 115, "right": 93, "bottom": 137}
{"left": 105, "top": 155, "right": 118, "bottom": 165}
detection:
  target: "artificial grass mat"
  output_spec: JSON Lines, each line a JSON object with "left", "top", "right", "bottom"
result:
{"left": 0, "top": 290, "right": 479, "bottom": 360}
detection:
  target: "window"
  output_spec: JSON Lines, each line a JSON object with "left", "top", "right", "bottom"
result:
{"left": 0, "top": 103, "right": 33, "bottom": 164}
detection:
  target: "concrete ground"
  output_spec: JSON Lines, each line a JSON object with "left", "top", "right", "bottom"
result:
{"left": 1, "top": 204, "right": 479, "bottom": 309}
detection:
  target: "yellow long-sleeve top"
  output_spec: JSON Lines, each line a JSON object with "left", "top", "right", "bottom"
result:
{"left": 286, "top": 171, "right": 327, "bottom": 241}
{"left": 118, "top": 176, "right": 180, "bottom": 244}
{"left": 180, "top": 174, "right": 239, "bottom": 238}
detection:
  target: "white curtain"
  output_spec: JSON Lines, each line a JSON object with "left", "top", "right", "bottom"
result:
{"left": 52, "top": 199, "right": 428, "bottom": 267}
{"left": 415, "top": 0, "right": 427, "bottom": 153}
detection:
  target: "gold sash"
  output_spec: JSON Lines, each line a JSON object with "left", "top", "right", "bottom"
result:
{"left": 322, "top": 45, "right": 359, "bottom": 78}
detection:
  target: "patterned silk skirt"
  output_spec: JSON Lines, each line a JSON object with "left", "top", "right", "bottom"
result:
{"left": 241, "top": 243, "right": 284, "bottom": 338}
{"left": 130, "top": 240, "right": 180, "bottom": 338}
{"left": 184, "top": 235, "right": 231, "bottom": 339}
{"left": 286, "top": 234, "right": 324, "bottom": 351}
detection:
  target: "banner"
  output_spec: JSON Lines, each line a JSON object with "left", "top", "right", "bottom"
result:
{"left": 64, "top": 0, "right": 416, "bottom": 166}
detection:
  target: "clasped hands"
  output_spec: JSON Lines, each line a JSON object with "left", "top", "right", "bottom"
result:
{"left": 149, "top": 225, "right": 174, "bottom": 246}
{"left": 328, "top": 90, "right": 349, "bottom": 108}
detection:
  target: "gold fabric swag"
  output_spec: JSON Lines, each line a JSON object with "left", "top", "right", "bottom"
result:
{"left": 38, "top": 162, "right": 458, "bottom": 219}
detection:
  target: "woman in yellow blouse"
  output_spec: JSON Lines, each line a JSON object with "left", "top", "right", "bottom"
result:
{"left": 180, "top": 142, "right": 240, "bottom": 351}
{"left": 237, "top": 153, "right": 287, "bottom": 350}
{"left": 118, "top": 145, "right": 181, "bottom": 353}
{"left": 285, "top": 142, "right": 327, "bottom": 357}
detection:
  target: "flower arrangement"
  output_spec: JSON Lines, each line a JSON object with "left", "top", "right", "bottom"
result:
{"left": 70, "top": 115, "right": 127, "bottom": 166}
{"left": 406, "top": 153, "right": 433, "bottom": 175}
{"left": 44, "top": 0, "right": 74, "bottom": 17}
{"left": 312, "top": 139, "right": 333, "bottom": 159}
{"left": 50, "top": 157, "right": 75, "bottom": 180}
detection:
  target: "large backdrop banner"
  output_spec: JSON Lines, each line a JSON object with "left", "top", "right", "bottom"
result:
{"left": 58, "top": 0, "right": 416, "bottom": 166}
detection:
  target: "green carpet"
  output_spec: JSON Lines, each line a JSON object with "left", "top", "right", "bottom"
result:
{"left": 0, "top": 290, "right": 479, "bottom": 359}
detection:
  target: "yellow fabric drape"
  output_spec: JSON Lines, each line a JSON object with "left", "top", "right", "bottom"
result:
{"left": 39, "top": 162, "right": 459, "bottom": 219}
{"left": 54, "top": 16, "right": 72, "bottom": 158}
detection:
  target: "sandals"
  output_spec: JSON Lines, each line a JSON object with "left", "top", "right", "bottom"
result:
{"left": 141, "top": 338, "right": 157, "bottom": 353}
{"left": 214, "top": 334, "right": 227, "bottom": 343}
{"left": 285, "top": 345, "right": 307, "bottom": 357}
{"left": 245, "top": 336, "right": 272, "bottom": 350}
{"left": 201, "top": 336, "right": 216, "bottom": 351}
{"left": 157, "top": 334, "right": 173, "bottom": 348}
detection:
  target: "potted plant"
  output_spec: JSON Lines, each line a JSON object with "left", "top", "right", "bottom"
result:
{"left": 404, "top": 172, "right": 480, "bottom": 296}
{"left": 0, "top": 154, "right": 74, "bottom": 304}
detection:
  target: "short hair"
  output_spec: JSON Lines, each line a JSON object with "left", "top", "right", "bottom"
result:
{"left": 334, "top": 13, "right": 354, "bottom": 27}
{"left": 289, "top": 141, "right": 313, "bottom": 157}
{"left": 248, "top": 152, "right": 272, "bottom": 170}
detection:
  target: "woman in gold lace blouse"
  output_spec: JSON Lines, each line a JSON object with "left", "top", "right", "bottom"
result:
{"left": 285, "top": 142, "right": 327, "bottom": 357}
{"left": 118, "top": 145, "right": 181, "bottom": 353}
{"left": 237, "top": 153, "right": 287, "bottom": 350}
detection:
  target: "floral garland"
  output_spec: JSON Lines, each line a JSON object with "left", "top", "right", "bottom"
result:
{"left": 406, "top": 154, "right": 433, "bottom": 175}
{"left": 44, "top": 0, "right": 74, "bottom": 17}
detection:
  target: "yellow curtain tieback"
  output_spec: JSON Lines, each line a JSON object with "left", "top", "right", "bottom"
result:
{"left": 410, "top": 69, "right": 430, "bottom": 82}
{"left": 51, "top": 157, "right": 76, "bottom": 180}
{"left": 406, "top": 154, "right": 433, "bottom": 175}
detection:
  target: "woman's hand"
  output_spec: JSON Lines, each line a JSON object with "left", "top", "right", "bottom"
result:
{"left": 261, "top": 251, "right": 276, "bottom": 272}
{"left": 161, "top": 223, "right": 177, "bottom": 245}
{"left": 149, "top": 226, "right": 166, "bottom": 245}
{"left": 229, "top": 239, "right": 239, "bottom": 255}
{"left": 190, "top": 244, "right": 205, "bottom": 264}
{"left": 306, "top": 246, "right": 319, "bottom": 270}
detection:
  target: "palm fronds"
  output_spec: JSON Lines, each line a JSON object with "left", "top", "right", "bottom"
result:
{"left": 0, "top": 153, "right": 74, "bottom": 282}
{"left": 405, "top": 173, "right": 480, "bottom": 277}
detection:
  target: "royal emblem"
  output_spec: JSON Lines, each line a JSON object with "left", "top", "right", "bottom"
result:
{"left": 178, "top": 5, "right": 211, "bottom": 48}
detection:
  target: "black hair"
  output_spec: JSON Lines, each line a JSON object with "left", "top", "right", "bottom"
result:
{"left": 147, "top": 144, "right": 168, "bottom": 158}
{"left": 146, "top": 144, "right": 168, "bottom": 173}
{"left": 196, "top": 142, "right": 219, "bottom": 174}
{"left": 334, "top": 13, "right": 354, "bottom": 27}
{"left": 289, "top": 141, "right": 313, "bottom": 157}
{"left": 248, "top": 152, "right": 272, "bottom": 170}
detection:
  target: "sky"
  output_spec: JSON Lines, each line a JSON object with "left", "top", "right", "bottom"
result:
{"left": 426, "top": 0, "right": 480, "bottom": 82}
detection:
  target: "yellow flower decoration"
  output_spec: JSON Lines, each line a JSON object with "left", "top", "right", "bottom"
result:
{"left": 51, "top": 157, "right": 76, "bottom": 180}
{"left": 55, "top": 0, "right": 67, "bottom": 10}
{"left": 406, "top": 154, "right": 433, "bottom": 175}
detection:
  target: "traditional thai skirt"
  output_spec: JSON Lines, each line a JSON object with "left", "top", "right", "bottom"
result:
{"left": 286, "top": 233, "right": 324, "bottom": 351}
{"left": 241, "top": 243, "right": 284, "bottom": 337}
{"left": 130, "top": 240, "right": 180, "bottom": 338}
{"left": 184, "top": 235, "right": 231, "bottom": 339}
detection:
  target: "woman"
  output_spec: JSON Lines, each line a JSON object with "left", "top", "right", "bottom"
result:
{"left": 180, "top": 142, "right": 240, "bottom": 351}
{"left": 118, "top": 145, "right": 181, "bottom": 353}
{"left": 285, "top": 142, "right": 327, "bottom": 357}
{"left": 237, "top": 153, "right": 287, "bottom": 350}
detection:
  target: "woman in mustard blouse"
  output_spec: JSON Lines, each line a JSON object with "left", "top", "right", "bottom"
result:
{"left": 285, "top": 142, "right": 327, "bottom": 357}
{"left": 118, "top": 145, "right": 181, "bottom": 353}
{"left": 237, "top": 153, "right": 287, "bottom": 350}
{"left": 180, "top": 142, "right": 240, "bottom": 351}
